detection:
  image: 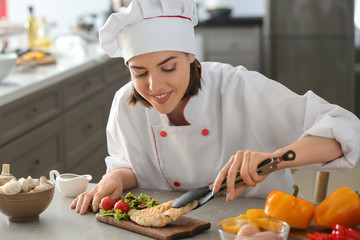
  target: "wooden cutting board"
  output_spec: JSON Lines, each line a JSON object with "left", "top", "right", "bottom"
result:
{"left": 288, "top": 225, "right": 331, "bottom": 240}
{"left": 95, "top": 213, "right": 211, "bottom": 240}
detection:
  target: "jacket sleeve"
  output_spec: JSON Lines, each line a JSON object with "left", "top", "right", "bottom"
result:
{"left": 298, "top": 90, "right": 360, "bottom": 171}
{"left": 253, "top": 73, "right": 360, "bottom": 172}
{"left": 221, "top": 67, "right": 360, "bottom": 172}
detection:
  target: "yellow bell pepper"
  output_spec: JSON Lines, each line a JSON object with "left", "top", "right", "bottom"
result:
{"left": 218, "top": 209, "right": 264, "bottom": 234}
{"left": 246, "top": 209, "right": 266, "bottom": 218}
{"left": 245, "top": 209, "right": 284, "bottom": 232}
{"left": 219, "top": 208, "right": 285, "bottom": 234}
{"left": 315, "top": 186, "right": 360, "bottom": 229}
{"left": 264, "top": 185, "right": 314, "bottom": 229}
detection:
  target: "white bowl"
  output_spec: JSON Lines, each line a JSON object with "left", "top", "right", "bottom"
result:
{"left": 0, "top": 53, "right": 17, "bottom": 82}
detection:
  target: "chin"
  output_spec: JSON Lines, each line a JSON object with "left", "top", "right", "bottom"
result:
{"left": 154, "top": 108, "right": 171, "bottom": 115}
{"left": 153, "top": 105, "right": 174, "bottom": 115}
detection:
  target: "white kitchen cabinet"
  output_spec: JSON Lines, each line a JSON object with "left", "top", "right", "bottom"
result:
{"left": 0, "top": 58, "right": 129, "bottom": 181}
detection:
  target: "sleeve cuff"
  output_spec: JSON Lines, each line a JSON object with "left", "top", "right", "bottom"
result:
{"left": 105, "top": 155, "right": 133, "bottom": 173}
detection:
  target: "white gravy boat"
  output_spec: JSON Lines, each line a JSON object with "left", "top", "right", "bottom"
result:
{"left": 49, "top": 170, "right": 92, "bottom": 198}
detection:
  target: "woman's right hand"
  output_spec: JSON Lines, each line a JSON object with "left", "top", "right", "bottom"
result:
{"left": 70, "top": 168, "right": 137, "bottom": 215}
{"left": 212, "top": 150, "right": 273, "bottom": 202}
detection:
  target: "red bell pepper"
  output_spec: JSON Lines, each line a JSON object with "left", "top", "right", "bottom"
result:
{"left": 307, "top": 225, "right": 360, "bottom": 240}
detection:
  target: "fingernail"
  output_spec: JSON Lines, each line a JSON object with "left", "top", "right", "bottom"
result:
{"left": 226, "top": 193, "right": 233, "bottom": 202}
{"left": 93, "top": 205, "right": 96, "bottom": 212}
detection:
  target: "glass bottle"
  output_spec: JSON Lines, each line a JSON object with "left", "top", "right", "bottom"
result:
{"left": 24, "top": 6, "right": 38, "bottom": 49}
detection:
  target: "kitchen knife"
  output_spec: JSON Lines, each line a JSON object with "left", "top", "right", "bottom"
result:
{"left": 171, "top": 150, "right": 296, "bottom": 209}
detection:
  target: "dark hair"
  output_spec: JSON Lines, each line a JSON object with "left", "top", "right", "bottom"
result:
{"left": 127, "top": 57, "right": 202, "bottom": 107}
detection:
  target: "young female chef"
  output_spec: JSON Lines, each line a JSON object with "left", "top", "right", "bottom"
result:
{"left": 71, "top": 0, "right": 360, "bottom": 215}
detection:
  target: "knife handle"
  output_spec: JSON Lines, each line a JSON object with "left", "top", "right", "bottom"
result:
{"left": 218, "top": 171, "right": 256, "bottom": 194}
{"left": 281, "top": 150, "right": 296, "bottom": 161}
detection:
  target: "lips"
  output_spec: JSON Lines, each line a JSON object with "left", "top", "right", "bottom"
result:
{"left": 154, "top": 93, "right": 170, "bottom": 99}
{"left": 151, "top": 91, "right": 173, "bottom": 104}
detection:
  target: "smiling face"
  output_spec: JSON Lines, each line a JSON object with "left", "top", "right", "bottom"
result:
{"left": 128, "top": 51, "right": 195, "bottom": 115}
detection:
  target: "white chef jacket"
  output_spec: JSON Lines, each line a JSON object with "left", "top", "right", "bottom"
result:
{"left": 105, "top": 61, "right": 360, "bottom": 199}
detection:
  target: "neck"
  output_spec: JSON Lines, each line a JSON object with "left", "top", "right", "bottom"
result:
{"left": 167, "top": 97, "right": 190, "bottom": 126}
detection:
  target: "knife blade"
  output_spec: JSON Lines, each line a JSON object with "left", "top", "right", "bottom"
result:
{"left": 171, "top": 150, "right": 296, "bottom": 209}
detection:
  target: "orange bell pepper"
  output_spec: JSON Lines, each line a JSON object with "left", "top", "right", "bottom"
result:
{"left": 315, "top": 186, "right": 360, "bottom": 229}
{"left": 264, "top": 185, "right": 314, "bottom": 229}
{"left": 219, "top": 209, "right": 278, "bottom": 234}
{"left": 246, "top": 209, "right": 266, "bottom": 218}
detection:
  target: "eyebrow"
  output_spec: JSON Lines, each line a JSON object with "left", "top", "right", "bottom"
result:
{"left": 129, "top": 56, "right": 177, "bottom": 69}
{"left": 157, "top": 56, "right": 177, "bottom": 66}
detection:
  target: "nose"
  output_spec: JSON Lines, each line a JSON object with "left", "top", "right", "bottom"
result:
{"left": 148, "top": 72, "right": 163, "bottom": 92}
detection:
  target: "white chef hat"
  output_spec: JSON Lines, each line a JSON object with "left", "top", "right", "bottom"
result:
{"left": 98, "top": 0, "right": 198, "bottom": 63}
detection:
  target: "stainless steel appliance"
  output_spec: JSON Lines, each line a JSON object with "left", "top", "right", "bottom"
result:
{"left": 263, "top": 0, "right": 355, "bottom": 113}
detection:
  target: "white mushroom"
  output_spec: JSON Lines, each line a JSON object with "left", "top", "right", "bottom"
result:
{"left": 19, "top": 177, "right": 30, "bottom": 192}
{"left": 31, "top": 176, "right": 52, "bottom": 193}
{"left": 0, "top": 186, "right": 4, "bottom": 194}
{"left": 39, "top": 176, "right": 48, "bottom": 184}
{"left": 0, "top": 164, "right": 16, "bottom": 186}
{"left": 31, "top": 184, "right": 49, "bottom": 192}
{"left": 3, "top": 179, "right": 21, "bottom": 195}
{"left": 27, "top": 176, "right": 39, "bottom": 190}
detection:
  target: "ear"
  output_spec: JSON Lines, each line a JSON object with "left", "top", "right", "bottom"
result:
{"left": 188, "top": 54, "right": 196, "bottom": 63}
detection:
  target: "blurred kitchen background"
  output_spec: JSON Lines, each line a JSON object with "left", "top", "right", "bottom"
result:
{"left": 0, "top": 0, "right": 359, "bottom": 201}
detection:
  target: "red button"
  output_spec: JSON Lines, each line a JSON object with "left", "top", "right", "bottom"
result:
{"left": 202, "top": 129, "right": 209, "bottom": 136}
{"left": 160, "top": 131, "right": 167, "bottom": 137}
{"left": 173, "top": 181, "right": 181, "bottom": 187}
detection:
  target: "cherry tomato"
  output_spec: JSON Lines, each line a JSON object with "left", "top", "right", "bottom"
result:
{"left": 100, "top": 197, "right": 116, "bottom": 211}
{"left": 114, "top": 201, "right": 131, "bottom": 213}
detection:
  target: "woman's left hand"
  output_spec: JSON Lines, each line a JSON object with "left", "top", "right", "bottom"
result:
{"left": 212, "top": 150, "right": 275, "bottom": 201}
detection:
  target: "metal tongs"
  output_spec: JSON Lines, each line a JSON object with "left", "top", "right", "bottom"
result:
{"left": 172, "top": 150, "right": 296, "bottom": 209}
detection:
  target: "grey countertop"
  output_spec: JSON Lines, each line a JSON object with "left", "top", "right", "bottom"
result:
{"left": 0, "top": 43, "right": 109, "bottom": 107}
{"left": 0, "top": 183, "right": 267, "bottom": 240}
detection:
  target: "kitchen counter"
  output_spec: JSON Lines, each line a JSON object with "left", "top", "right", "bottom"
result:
{"left": 0, "top": 184, "right": 250, "bottom": 240}
{"left": 0, "top": 43, "right": 128, "bottom": 183}
{"left": 0, "top": 183, "right": 330, "bottom": 240}
{"left": 0, "top": 43, "right": 110, "bottom": 107}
